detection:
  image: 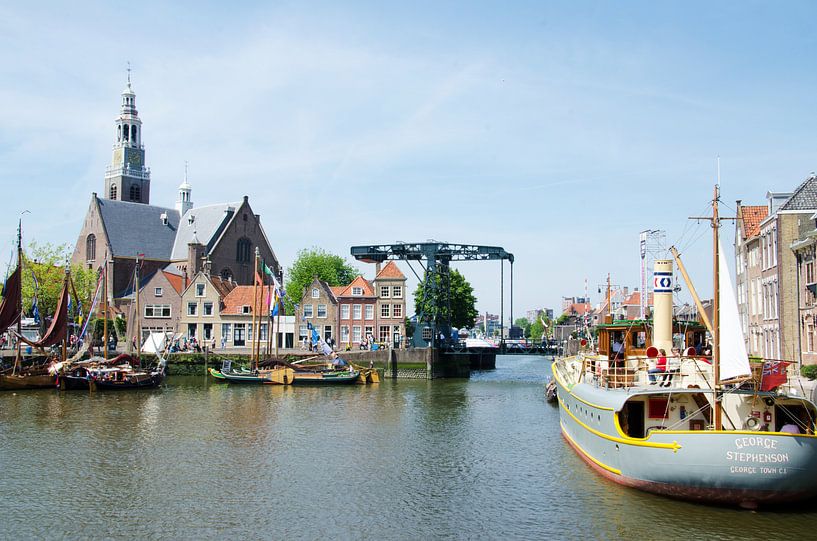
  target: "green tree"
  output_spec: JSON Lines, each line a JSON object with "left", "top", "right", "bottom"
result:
{"left": 413, "top": 268, "right": 478, "bottom": 329}
{"left": 20, "top": 241, "right": 98, "bottom": 323}
{"left": 284, "top": 248, "right": 358, "bottom": 314}
{"left": 514, "top": 317, "right": 531, "bottom": 338}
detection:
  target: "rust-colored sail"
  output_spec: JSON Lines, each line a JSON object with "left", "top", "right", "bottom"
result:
{"left": 17, "top": 279, "right": 69, "bottom": 349}
{"left": 0, "top": 266, "right": 21, "bottom": 335}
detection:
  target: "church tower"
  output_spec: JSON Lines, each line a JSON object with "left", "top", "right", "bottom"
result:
{"left": 104, "top": 70, "right": 151, "bottom": 204}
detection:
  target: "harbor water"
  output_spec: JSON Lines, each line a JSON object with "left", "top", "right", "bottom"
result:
{"left": 2, "top": 355, "right": 816, "bottom": 540}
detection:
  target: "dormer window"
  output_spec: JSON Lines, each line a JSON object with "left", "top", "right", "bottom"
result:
{"left": 242, "top": 305, "right": 251, "bottom": 314}
{"left": 352, "top": 287, "right": 363, "bottom": 296}
{"left": 188, "top": 215, "right": 195, "bottom": 225}
{"left": 160, "top": 212, "right": 168, "bottom": 226}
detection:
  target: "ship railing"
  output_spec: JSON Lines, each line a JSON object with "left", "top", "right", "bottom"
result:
{"left": 584, "top": 355, "right": 715, "bottom": 390}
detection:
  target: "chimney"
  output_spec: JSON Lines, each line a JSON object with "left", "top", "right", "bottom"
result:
{"left": 187, "top": 232, "right": 205, "bottom": 277}
{"left": 183, "top": 267, "right": 189, "bottom": 290}
{"left": 375, "top": 262, "right": 382, "bottom": 275}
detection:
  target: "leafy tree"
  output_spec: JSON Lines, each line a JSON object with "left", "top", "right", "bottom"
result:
{"left": 413, "top": 268, "right": 478, "bottom": 330}
{"left": 284, "top": 248, "right": 358, "bottom": 314}
{"left": 405, "top": 317, "right": 415, "bottom": 339}
{"left": 19, "top": 242, "right": 98, "bottom": 324}
{"left": 556, "top": 313, "right": 571, "bottom": 325}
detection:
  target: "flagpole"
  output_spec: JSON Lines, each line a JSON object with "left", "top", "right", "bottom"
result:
{"left": 266, "top": 267, "right": 272, "bottom": 357}
{"left": 251, "top": 248, "right": 260, "bottom": 370}
{"left": 103, "top": 253, "right": 108, "bottom": 360}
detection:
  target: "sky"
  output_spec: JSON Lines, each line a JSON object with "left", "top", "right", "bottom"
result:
{"left": 2, "top": 1, "right": 817, "bottom": 323}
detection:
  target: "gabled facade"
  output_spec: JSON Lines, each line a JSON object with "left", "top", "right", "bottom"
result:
{"left": 294, "top": 278, "right": 339, "bottom": 346}
{"left": 178, "top": 271, "right": 236, "bottom": 345}
{"left": 791, "top": 212, "right": 817, "bottom": 365}
{"left": 336, "top": 275, "right": 377, "bottom": 347}
{"left": 137, "top": 264, "right": 184, "bottom": 340}
{"left": 735, "top": 201, "right": 768, "bottom": 356}
{"left": 372, "top": 261, "right": 407, "bottom": 345}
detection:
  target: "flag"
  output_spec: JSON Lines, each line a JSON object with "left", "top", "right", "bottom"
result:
{"left": 311, "top": 327, "right": 320, "bottom": 345}
{"left": 31, "top": 298, "right": 40, "bottom": 325}
{"left": 270, "top": 287, "right": 281, "bottom": 317}
{"left": 255, "top": 270, "right": 264, "bottom": 287}
{"left": 263, "top": 262, "right": 276, "bottom": 278}
{"left": 760, "top": 361, "right": 790, "bottom": 392}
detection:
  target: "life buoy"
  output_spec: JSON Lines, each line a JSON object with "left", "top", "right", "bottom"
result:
{"left": 745, "top": 416, "right": 761, "bottom": 431}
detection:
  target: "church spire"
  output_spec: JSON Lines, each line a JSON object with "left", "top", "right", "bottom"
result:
{"left": 104, "top": 66, "right": 151, "bottom": 204}
{"left": 176, "top": 161, "right": 194, "bottom": 215}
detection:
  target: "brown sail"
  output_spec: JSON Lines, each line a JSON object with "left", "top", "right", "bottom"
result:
{"left": 17, "top": 279, "right": 69, "bottom": 349}
{"left": 0, "top": 266, "right": 21, "bottom": 335}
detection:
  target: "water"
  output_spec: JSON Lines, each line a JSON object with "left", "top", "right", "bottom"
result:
{"left": 1, "top": 355, "right": 816, "bottom": 540}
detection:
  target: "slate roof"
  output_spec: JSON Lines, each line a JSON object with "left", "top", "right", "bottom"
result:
{"left": 222, "top": 285, "right": 269, "bottom": 315}
{"left": 779, "top": 174, "right": 817, "bottom": 211}
{"left": 170, "top": 202, "right": 240, "bottom": 260}
{"left": 740, "top": 206, "right": 768, "bottom": 239}
{"left": 96, "top": 197, "right": 180, "bottom": 259}
{"left": 375, "top": 261, "right": 406, "bottom": 280}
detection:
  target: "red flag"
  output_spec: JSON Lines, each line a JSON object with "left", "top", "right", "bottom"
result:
{"left": 255, "top": 270, "right": 263, "bottom": 287}
{"left": 760, "top": 361, "right": 790, "bottom": 392}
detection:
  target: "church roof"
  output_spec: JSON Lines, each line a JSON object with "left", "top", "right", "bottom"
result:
{"left": 170, "top": 202, "right": 241, "bottom": 260}
{"left": 96, "top": 197, "right": 180, "bottom": 260}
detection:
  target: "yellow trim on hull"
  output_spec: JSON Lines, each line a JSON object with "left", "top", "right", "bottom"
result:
{"left": 561, "top": 421, "right": 622, "bottom": 475}
{"left": 551, "top": 360, "right": 614, "bottom": 411}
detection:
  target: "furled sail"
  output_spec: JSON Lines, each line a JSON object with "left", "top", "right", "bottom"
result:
{"left": 17, "top": 279, "right": 69, "bottom": 349}
{"left": 718, "top": 238, "right": 751, "bottom": 381}
{"left": 0, "top": 265, "right": 21, "bottom": 335}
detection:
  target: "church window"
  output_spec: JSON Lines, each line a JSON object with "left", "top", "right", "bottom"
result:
{"left": 117, "top": 125, "right": 121, "bottom": 142}
{"left": 131, "top": 126, "right": 137, "bottom": 143}
{"left": 123, "top": 124, "right": 129, "bottom": 141}
{"left": 130, "top": 184, "right": 141, "bottom": 201}
{"left": 110, "top": 185, "right": 117, "bottom": 200}
{"left": 236, "top": 237, "right": 251, "bottom": 263}
{"left": 86, "top": 234, "right": 96, "bottom": 262}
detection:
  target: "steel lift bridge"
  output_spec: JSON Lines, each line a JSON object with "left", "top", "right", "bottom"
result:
{"left": 350, "top": 242, "right": 514, "bottom": 349}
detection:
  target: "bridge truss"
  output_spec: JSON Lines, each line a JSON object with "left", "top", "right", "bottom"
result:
{"left": 350, "top": 242, "right": 514, "bottom": 348}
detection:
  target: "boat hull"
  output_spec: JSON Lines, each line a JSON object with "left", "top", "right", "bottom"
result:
{"left": 0, "top": 374, "right": 56, "bottom": 390}
{"left": 57, "top": 375, "right": 90, "bottom": 390}
{"left": 555, "top": 371, "right": 817, "bottom": 506}
{"left": 91, "top": 373, "right": 164, "bottom": 390}
{"left": 291, "top": 370, "right": 360, "bottom": 385}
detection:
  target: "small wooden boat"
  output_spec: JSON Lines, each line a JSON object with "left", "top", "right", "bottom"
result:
{"left": 0, "top": 372, "right": 56, "bottom": 390}
{"left": 291, "top": 369, "right": 360, "bottom": 385}
{"left": 208, "top": 367, "right": 227, "bottom": 381}
{"left": 90, "top": 367, "right": 165, "bottom": 390}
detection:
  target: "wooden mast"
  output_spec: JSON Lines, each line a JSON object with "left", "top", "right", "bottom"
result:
{"left": 275, "top": 271, "right": 282, "bottom": 358}
{"left": 135, "top": 254, "right": 141, "bottom": 366}
{"left": 62, "top": 263, "right": 69, "bottom": 364}
{"left": 712, "top": 185, "right": 722, "bottom": 431}
{"left": 103, "top": 254, "right": 108, "bottom": 360}
{"left": 13, "top": 220, "right": 22, "bottom": 375}
{"left": 251, "top": 248, "right": 260, "bottom": 370}
{"left": 670, "top": 246, "right": 713, "bottom": 334}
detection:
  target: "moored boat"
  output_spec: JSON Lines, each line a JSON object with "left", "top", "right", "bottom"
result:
{"left": 553, "top": 186, "right": 817, "bottom": 508}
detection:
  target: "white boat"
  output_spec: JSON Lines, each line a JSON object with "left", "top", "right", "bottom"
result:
{"left": 552, "top": 186, "right": 817, "bottom": 508}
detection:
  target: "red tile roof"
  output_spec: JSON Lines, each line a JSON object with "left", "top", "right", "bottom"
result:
{"left": 335, "top": 275, "right": 375, "bottom": 298}
{"left": 376, "top": 261, "right": 405, "bottom": 280}
{"left": 566, "top": 302, "right": 591, "bottom": 316}
{"left": 623, "top": 291, "right": 653, "bottom": 306}
{"left": 163, "top": 270, "right": 184, "bottom": 295}
{"left": 222, "top": 285, "right": 269, "bottom": 315}
{"left": 740, "top": 205, "right": 768, "bottom": 239}
{"left": 330, "top": 286, "right": 345, "bottom": 297}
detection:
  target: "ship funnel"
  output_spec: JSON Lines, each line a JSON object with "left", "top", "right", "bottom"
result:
{"left": 653, "top": 260, "right": 674, "bottom": 353}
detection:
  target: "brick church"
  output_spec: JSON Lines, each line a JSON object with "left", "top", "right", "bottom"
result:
{"left": 71, "top": 75, "right": 280, "bottom": 309}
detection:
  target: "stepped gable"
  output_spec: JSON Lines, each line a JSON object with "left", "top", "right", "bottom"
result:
{"left": 740, "top": 206, "right": 768, "bottom": 238}
{"left": 779, "top": 174, "right": 817, "bottom": 211}
{"left": 97, "top": 197, "right": 179, "bottom": 259}
{"left": 222, "top": 285, "right": 269, "bottom": 315}
{"left": 170, "top": 202, "right": 241, "bottom": 260}
{"left": 375, "top": 261, "right": 405, "bottom": 279}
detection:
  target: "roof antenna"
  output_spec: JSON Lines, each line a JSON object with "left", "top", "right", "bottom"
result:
{"left": 127, "top": 61, "right": 132, "bottom": 85}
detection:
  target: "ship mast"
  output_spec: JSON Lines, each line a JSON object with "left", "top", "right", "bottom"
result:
{"left": 13, "top": 220, "right": 22, "bottom": 375}
{"left": 712, "top": 185, "right": 722, "bottom": 430}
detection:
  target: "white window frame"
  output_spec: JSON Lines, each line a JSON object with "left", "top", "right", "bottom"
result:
{"left": 393, "top": 303, "right": 402, "bottom": 318}
{"left": 353, "top": 304, "right": 362, "bottom": 320}
{"left": 365, "top": 304, "right": 374, "bottom": 320}
{"left": 317, "top": 304, "right": 327, "bottom": 318}
{"left": 341, "top": 325, "right": 350, "bottom": 343}
{"left": 353, "top": 325, "right": 362, "bottom": 343}
{"left": 196, "top": 283, "right": 206, "bottom": 297}
{"left": 341, "top": 304, "right": 350, "bottom": 319}
{"left": 203, "top": 302, "right": 214, "bottom": 316}
{"left": 381, "top": 304, "right": 390, "bottom": 318}
{"left": 154, "top": 287, "right": 163, "bottom": 297}
{"left": 311, "top": 288, "right": 320, "bottom": 299}
{"left": 304, "top": 304, "right": 314, "bottom": 318}
{"left": 187, "top": 302, "right": 197, "bottom": 316}
{"left": 392, "top": 286, "right": 402, "bottom": 298}
{"left": 352, "top": 287, "right": 363, "bottom": 296}
{"left": 380, "top": 286, "right": 390, "bottom": 298}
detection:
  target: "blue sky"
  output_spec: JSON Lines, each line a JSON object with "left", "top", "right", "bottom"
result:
{"left": 2, "top": 1, "right": 817, "bottom": 321}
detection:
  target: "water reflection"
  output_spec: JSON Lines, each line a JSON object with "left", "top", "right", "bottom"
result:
{"left": 1, "top": 356, "right": 817, "bottom": 539}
